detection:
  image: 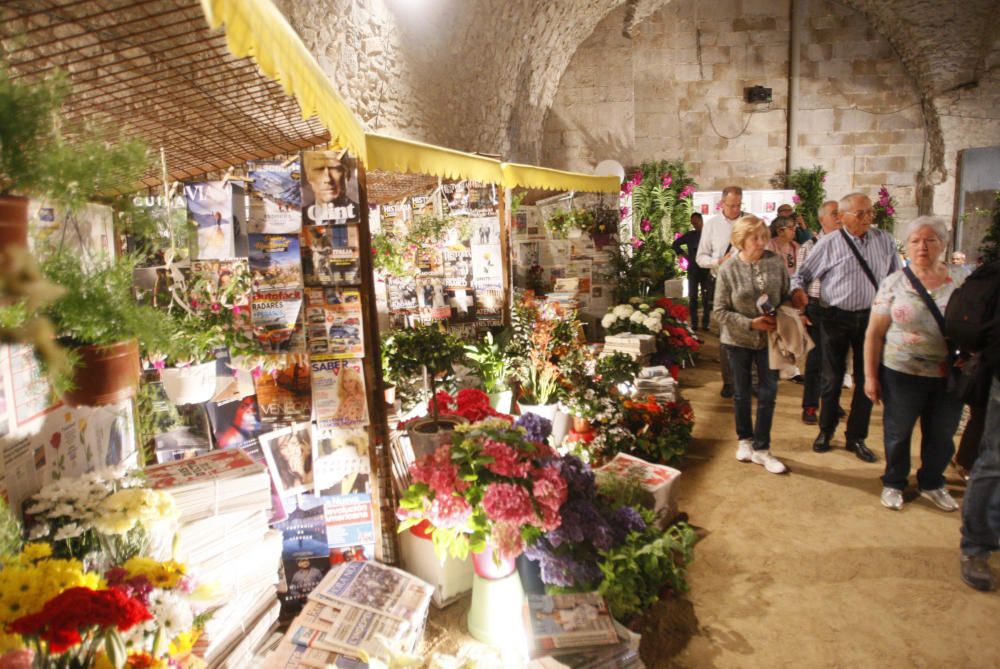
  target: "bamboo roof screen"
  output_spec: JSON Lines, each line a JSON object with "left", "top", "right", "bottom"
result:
{"left": 1, "top": 0, "right": 335, "bottom": 188}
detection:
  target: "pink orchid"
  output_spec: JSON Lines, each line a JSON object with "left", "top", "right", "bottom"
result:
{"left": 622, "top": 181, "right": 635, "bottom": 196}
{"left": 679, "top": 185, "right": 694, "bottom": 199}
{"left": 822, "top": 175, "right": 827, "bottom": 183}
{"left": 631, "top": 236, "right": 644, "bottom": 249}
{"left": 210, "top": 302, "right": 221, "bottom": 312}
{"left": 678, "top": 255, "right": 689, "bottom": 271}
{"left": 620, "top": 205, "right": 630, "bottom": 218}
{"left": 630, "top": 171, "right": 642, "bottom": 185}
{"left": 640, "top": 219, "right": 652, "bottom": 233}
{"left": 190, "top": 298, "right": 200, "bottom": 309}
{"left": 661, "top": 173, "right": 673, "bottom": 188}
{"left": 153, "top": 357, "right": 166, "bottom": 370}
{"left": 251, "top": 366, "right": 263, "bottom": 380}
{"left": 792, "top": 194, "right": 802, "bottom": 204}
{"left": 886, "top": 206, "right": 895, "bottom": 215}
{"left": 232, "top": 304, "right": 242, "bottom": 317}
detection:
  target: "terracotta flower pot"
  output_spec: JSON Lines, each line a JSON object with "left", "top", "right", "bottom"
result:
{"left": 572, "top": 416, "right": 592, "bottom": 433}
{"left": 62, "top": 339, "right": 141, "bottom": 407}
{"left": 0, "top": 195, "right": 29, "bottom": 249}
{"left": 407, "top": 415, "right": 468, "bottom": 459}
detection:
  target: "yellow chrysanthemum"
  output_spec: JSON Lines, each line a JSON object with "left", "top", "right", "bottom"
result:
{"left": 168, "top": 629, "right": 200, "bottom": 657}
{"left": 123, "top": 557, "right": 187, "bottom": 589}
{"left": 20, "top": 543, "right": 53, "bottom": 562}
{"left": 0, "top": 631, "right": 24, "bottom": 653}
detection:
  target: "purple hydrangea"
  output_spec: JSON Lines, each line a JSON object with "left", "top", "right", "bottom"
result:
{"left": 555, "top": 455, "right": 595, "bottom": 498}
{"left": 515, "top": 412, "right": 552, "bottom": 443}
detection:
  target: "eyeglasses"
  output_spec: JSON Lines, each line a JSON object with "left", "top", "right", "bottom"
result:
{"left": 843, "top": 209, "right": 874, "bottom": 218}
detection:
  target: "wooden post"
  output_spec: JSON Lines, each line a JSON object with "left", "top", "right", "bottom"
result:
{"left": 355, "top": 161, "right": 398, "bottom": 565}
{"left": 499, "top": 185, "right": 511, "bottom": 328}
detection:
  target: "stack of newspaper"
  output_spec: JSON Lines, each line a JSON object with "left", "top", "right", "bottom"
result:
{"left": 144, "top": 449, "right": 282, "bottom": 667}
{"left": 603, "top": 334, "right": 656, "bottom": 363}
{"left": 265, "top": 561, "right": 433, "bottom": 667}
{"left": 523, "top": 592, "right": 637, "bottom": 666}
{"left": 633, "top": 365, "right": 676, "bottom": 403}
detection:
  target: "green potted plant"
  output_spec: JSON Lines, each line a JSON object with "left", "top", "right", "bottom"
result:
{"left": 0, "top": 63, "right": 147, "bottom": 248}
{"left": 151, "top": 261, "right": 260, "bottom": 405}
{"left": 40, "top": 252, "right": 173, "bottom": 407}
{"left": 389, "top": 323, "right": 467, "bottom": 457}
{"left": 464, "top": 331, "right": 513, "bottom": 412}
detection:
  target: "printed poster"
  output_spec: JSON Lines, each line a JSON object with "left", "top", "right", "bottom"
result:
{"left": 310, "top": 356, "right": 368, "bottom": 431}
{"left": 248, "top": 161, "right": 303, "bottom": 234}
{"left": 304, "top": 288, "right": 364, "bottom": 358}
{"left": 185, "top": 181, "right": 236, "bottom": 260}
{"left": 311, "top": 426, "right": 370, "bottom": 494}
{"left": 251, "top": 289, "right": 305, "bottom": 353}
{"left": 301, "top": 224, "right": 361, "bottom": 286}
{"left": 254, "top": 355, "right": 312, "bottom": 424}
{"left": 471, "top": 245, "right": 503, "bottom": 290}
{"left": 260, "top": 422, "right": 314, "bottom": 498}
{"left": 470, "top": 216, "right": 500, "bottom": 246}
{"left": 248, "top": 233, "right": 303, "bottom": 291}
{"left": 324, "top": 493, "right": 375, "bottom": 563}
{"left": 300, "top": 150, "right": 361, "bottom": 227}
{"left": 8, "top": 345, "right": 61, "bottom": 428}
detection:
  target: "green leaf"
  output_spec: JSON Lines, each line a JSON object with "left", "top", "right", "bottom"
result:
{"left": 105, "top": 629, "right": 127, "bottom": 669}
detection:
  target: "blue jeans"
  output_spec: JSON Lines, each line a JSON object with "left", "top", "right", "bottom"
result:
{"left": 879, "top": 366, "right": 962, "bottom": 491}
{"left": 802, "top": 302, "right": 825, "bottom": 409}
{"left": 725, "top": 345, "right": 778, "bottom": 450}
{"left": 961, "top": 376, "right": 1000, "bottom": 557}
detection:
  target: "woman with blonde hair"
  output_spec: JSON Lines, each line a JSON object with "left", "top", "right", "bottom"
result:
{"left": 714, "top": 215, "right": 794, "bottom": 474}
{"left": 863, "top": 215, "right": 967, "bottom": 511}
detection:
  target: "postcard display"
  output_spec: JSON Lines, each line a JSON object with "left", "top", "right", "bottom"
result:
{"left": 375, "top": 181, "right": 505, "bottom": 339}
{"left": 0, "top": 203, "right": 141, "bottom": 514}
{"left": 511, "top": 195, "right": 613, "bottom": 332}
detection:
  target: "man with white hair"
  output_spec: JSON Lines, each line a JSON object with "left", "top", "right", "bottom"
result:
{"left": 791, "top": 193, "right": 901, "bottom": 462}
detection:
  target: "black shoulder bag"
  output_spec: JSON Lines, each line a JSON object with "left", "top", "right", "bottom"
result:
{"left": 902, "top": 266, "right": 989, "bottom": 404}
{"left": 840, "top": 229, "right": 879, "bottom": 289}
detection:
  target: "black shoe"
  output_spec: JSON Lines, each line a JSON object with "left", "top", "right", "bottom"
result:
{"left": 960, "top": 555, "right": 997, "bottom": 591}
{"left": 812, "top": 432, "right": 832, "bottom": 453}
{"left": 846, "top": 439, "right": 877, "bottom": 463}
{"left": 720, "top": 384, "right": 734, "bottom": 399}
{"left": 802, "top": 407, "right": 818, "bottom": 425}
{"left": 790, "top": 374, "right": 805, "bottom": 384}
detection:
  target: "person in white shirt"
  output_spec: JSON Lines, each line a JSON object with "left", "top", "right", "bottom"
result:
{"left": 696, "top": 185, "right": 746, "bottom": 398}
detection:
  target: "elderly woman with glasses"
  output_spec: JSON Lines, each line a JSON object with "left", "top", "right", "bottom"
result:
{"left": 767, "top": 215, "right": 800, "bottom": 275}
{"left": 863, "top": 215, "right": 968, "bottom": 512}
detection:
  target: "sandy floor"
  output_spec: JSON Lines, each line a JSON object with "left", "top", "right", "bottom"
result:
{"left": 655, "top": 331, "right": 1000, "bottom": 668}
{"left": 425, "top": 331, "right": 1000, "bottom": 668}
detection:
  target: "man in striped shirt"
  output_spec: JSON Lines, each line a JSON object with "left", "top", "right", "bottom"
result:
{"left": 791, "top": 193, "right": 901, "bottom": 462}
{"left": 795, "top": 200, "right": 841, "bottom": 425}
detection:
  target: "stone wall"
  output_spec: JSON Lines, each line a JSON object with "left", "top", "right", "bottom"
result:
{"left": 543, "top": 0, "right": 930, "bottom": 227}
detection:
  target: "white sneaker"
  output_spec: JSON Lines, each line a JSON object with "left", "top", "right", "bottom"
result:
{"left": 750, "top": 450, "right": 787, "bottom": 474}
{"left": 920, "top": 487, "right": 960, "bottom": 512}
{"left": 843, "top": 373, "right": 854, "bottom": 389}
{"left": 735, "top": 439, "right": 754, "bottom": 462}
{"left": 880, "top": 486, "right": 903, "bottom": 510}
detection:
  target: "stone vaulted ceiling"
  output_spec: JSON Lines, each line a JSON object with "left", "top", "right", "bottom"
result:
{"left": 283, "top": 0, "right": 1000, "bottom": 168}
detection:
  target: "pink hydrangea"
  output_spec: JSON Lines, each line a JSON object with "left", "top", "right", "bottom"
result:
{"left": 429, "top": 493, "right": 472, "bottom": 528}
{"left": 482, "top": 440, "right": 531, "bottom": 478}
{"left": 532, "top": 465, "right": 568, "bottom": 514}
{"left": 410, "top": 444, "right": 467, "bottom": 497}
{"left": 491, "top": 521, "right": 525, "bottom": 561}
{"left": 482, "top": 482, "right": 534, "bottom": 525}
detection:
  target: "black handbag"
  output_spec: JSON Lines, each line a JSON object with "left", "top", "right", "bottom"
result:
{"left": 902, "top": 266, "right": 989, "bottom": 405}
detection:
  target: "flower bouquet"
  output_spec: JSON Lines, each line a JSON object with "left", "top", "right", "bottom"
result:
{"left": 508, "top": 297, "right": 581, "bottom": 407}
{"left": 396, "top": 416, "right": 567, "bottom": 564}
{"left": 602, "top": 297, "right": 699, "bottom": 368}
{"left": 617, "top": 395, "right": 695, "bottom": 465}
{"left": 873, "top": 185, "right": 898, "bottom": 230}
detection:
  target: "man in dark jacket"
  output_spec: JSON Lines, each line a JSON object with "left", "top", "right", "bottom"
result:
{"left": 672, "top": 212, "right": 711, "bottom": 331}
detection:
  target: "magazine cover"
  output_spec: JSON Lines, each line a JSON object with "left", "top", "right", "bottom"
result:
{"left": 442, "top": 245, "right": 473, "bottom": 288}
{"left": 324, "top": 493, "right": 375, "bottom": 563}
{"left": 470, "top": 216, "right": 500, "bottom": 246}
{"left": 260, "top": 422, "right": 314, "bottom": 497}
{"left": 304, "top": 288, "right": 364, "bottom": 358}
{"left": 445, "top": 287, "right": 476, "bottom": 323}
{"left": 144, "top": 380, "right": 212, "bottom": 462}
{"left": 387, "top": 277, "right": 418, "bottom": 312}
{"left": 277, "top": 495, "right": 331, "bottom": 615}
{"left": 254, "top": 355, "right": 312, "bottom": 424}
{"left": 471, "top": 244, "right": 503, "bottom": 290}
{"left": 415, "top": 277, "right": 450, "bottom": 321}
{"left": 232, "top": 183, "right": 250, "bottom": 257}
{"left": 251, "top": 288, "right": 305, "bottom": 353}
{"left": 310, "top": 356, "right": 369, "bottom": 431}
{"left": 144, "top": 447, "right": 262, "bottom": 490}
{"left": 301, "top": 224, "right": 361, "bottom": 286}
{"left": 441, "top": 181, "right": 497, "bottom": 217}
{"left": 248, "top": 233, "right": 303, "bottom": 291}
{"left": 185, "top": 181, "right": 235, "bottom": 260}
{"left": 301, "top": 150, "right": 361, "bottom": 226}
{"left": 248, "top": 160, "right": 303, "bottom": 234}
{"left": 524, "top": 593, "right": 619, "bottom": 656}
{"left": 311, "top": 426, "right": 369, "bottom": 494}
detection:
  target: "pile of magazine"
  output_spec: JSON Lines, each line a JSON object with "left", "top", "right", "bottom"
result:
{"left": 265, "top": 561, "right": 433, "bottom": 668}
{"left": 145, "top": 448, "right": 282, "bottom": 667}
{"left": 603, "top": 334, "right": 656, "bottom": 364}
{"left": 524, "top": 593, "right": 645, "bottom": 669}
{"left": 633, "top": 365, "right": 676, "bottom": 403}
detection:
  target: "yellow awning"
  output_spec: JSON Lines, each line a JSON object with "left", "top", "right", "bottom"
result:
{"left": 200, "top": 0, "right": 367, "bottom": 163}
{"left": 366, "top": 133, "right": 503, "bottom": 184}
{"left": 500, "top": 163, "right": 621, "bottom": 193}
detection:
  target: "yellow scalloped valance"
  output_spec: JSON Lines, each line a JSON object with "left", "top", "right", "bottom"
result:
{"left": 366, "top": 133, "right": 503, "bottom": 184}
{"left": 199, "top": 0, "right": 367, "bottom": 163}
{"left": 500, "top": 163, "right": 621, "bottom": 193}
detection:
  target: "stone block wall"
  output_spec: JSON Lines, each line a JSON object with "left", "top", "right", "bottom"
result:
{"left": 542, "top": 0, "right": 928, "bottom": 229}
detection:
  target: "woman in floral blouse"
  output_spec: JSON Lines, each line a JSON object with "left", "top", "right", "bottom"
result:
{"left": 863, "top": 216, "right": 967, "bottom": 512}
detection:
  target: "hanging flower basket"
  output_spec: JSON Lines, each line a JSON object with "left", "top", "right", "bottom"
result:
{"left": 591, "top": 232, "right": 614, "bottom": 250}
{"left": 0, "top": 195, "right": 29, "bottom": 248}
{"left": 62, "top": 339, "right": 140, "bottom": 407}
{"left": 159, "top": 360, "right": 217, "bottom": 405}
